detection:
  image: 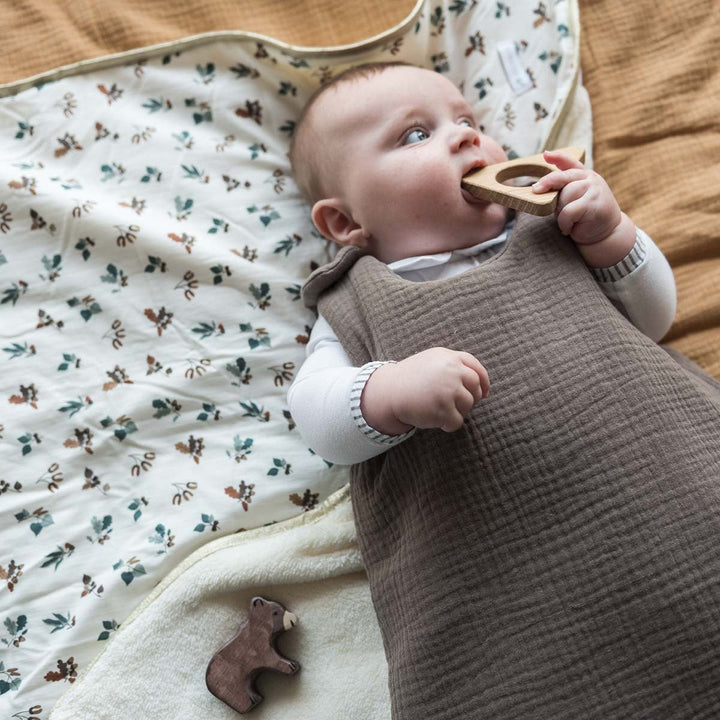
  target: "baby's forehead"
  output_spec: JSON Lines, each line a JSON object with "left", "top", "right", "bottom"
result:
{"left": 312, "top": 67, "right": 467, "bottom": 132}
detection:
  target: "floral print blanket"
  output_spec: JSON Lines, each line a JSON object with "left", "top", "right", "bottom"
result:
{"left": 0, "top": 0, "right": 583, "bottom": 714}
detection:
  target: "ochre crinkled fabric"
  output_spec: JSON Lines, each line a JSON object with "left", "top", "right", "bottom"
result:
{"left": 1, "top": 0, "right": 414, "bottom": 83}
{"left": 579, "top": 0, "right": 720, "bottom": 378}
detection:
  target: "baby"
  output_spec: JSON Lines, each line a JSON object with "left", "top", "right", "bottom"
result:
{"left": 288, "top": 62, "right": 676, "bottom": 463}
{"left": 288, "top": 62, "right": 720, "bottom": 718}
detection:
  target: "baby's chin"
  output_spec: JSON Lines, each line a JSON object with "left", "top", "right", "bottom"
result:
{"left": 461, "top": 200, "right": 510, "bottom": 234}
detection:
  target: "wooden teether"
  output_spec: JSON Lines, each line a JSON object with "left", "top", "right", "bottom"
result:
{"left": 461, "top": 146, "right": 586, "bottom": 216}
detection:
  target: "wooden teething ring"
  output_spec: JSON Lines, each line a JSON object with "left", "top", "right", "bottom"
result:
{"left": 461, "top": 146, "right": 586, "bottom": 216}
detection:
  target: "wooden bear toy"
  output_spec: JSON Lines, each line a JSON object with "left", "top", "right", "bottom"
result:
{"left": 206, "top": 597, "right": 300, "bottom": 714}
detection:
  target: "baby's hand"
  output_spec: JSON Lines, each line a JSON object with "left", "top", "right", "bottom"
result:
{"left": 532, "top": 150, "right": 622, "bottom": 245}
{"left": 532, "top": 150, "right": 636, "bottom": 267}
{"left": 360, "top": 347, "right": 489, "bottom": 436}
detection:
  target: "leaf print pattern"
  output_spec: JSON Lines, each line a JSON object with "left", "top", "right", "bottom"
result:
{"left": 0, "top": 0, "right": 579, "bottom": 712}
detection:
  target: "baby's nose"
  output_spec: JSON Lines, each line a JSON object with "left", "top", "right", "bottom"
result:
{"left": 451, "top": 125, "right": 480, "bottom": 151}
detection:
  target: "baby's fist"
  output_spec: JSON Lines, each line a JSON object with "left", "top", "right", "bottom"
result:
{"left": 361, "top": 347, "right": 490, "bottom": 435}
{"left": 533, "top": 150, "right": 622, "bottom": 246}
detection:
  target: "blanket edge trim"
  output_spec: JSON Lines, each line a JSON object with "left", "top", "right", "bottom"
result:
{"left": 0, "top": 0, "right": 425, "bottom": 98}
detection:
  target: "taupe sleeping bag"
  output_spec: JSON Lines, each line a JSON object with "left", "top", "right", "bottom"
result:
{"left": 303, "top": 213, "right": 720, "bottom": 719}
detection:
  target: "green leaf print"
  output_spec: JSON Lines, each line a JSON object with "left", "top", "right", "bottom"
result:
{"left": 152, "top": 398, "right": 182, "bottom": 421}
{"left": 248, "top": 142, "right": 267, "bottom": 160}
{"left": 226, "top": 357, "right": 252, "bottom": 385}
{"left": 495, "top": 2, "right": 511, "bottom": 18}
{"left": 274, "top": 234, "right": 302, "bottom": 256}
{"left": 17, "top": 432, "right": 40, "bottom": 456}
{"left": 194, "top": 513, "right": 219, "bottom": 532}
{"left": 41, "top": 543, "right": 75, "bottom": 571}
{"left": 100, "top": 163, "right": 126, "bottom": 183}
{"left": 229, "top": 63, "right": 260, "bottom": 79}
{"left": 173, "top": 195, "right": 194, "bottom": 220}
{"left": 239, "top": 323, "right": 271, "bottom": 350}
{"left": 148, "top": 524, "right": 175, "bottom": 553}
{"left": 2, "top": 281, "right": 28, "bottom": 306}
{"left": 3, "top": 342, "right": 36, "bottom": 360}
{"left": 114, "top": 558, "right": 147, "bottom": 586}
{"left": 192, "top": 320, "right": 225, "bottom": 339}
{"left": 183, "top": 164, "right": 209, "bottom": 183}
{"left": 15, "top": 507, "right": 54, "bottom": 536}
{"left": 59, "top": 396, "right": 92, "bottom": 418}
{"left": 248, "top": 282, "right": 271, "bottom": 310}
{"left": 142, "top": 97, "right": 172, "bottom": 113}
{"left": 128, "top": 497, "right": 148, "bottom": 522}
{"left": 141, "top": 166, "right": 163, "bottom": 183}
{"left": 197, "top": 402, "right": 220, "bottom": 422}
{"left": 58, "top": 353, "right": 80, "bottom": 371}
{"left": 246, "top": 204, "right": 280, "bottom": 227}
{"left": 210, "top": 264, "right": 231, "bottom": 285}
{"left": 0, "top": 660, "right": 22, "bottom": 694}
{"left": 195, "top": 63, "right": 216, "bottom": 83}
{"left": 67, "top": 295, "right": 102, "bottom": 321}
{"left": 267, "top": 458, "right": 291, "bottom": 476}
{"left": 207, "top": 217, "right": 228, "bottom": 233}
{"left": 98, "top": 619, "right": 119, "bottom": 641}
{"left": 100, "top": 263, "right": 128, "bottom": 290}
{"left": 75, "top": 236, "right": 95, "bottom": 260}
{"left": 87, "top": 515, "right": 113, "bottom": 544}
{"left": 227, "top": 435, "right": 253, "bottom": 462}
{"left": 1, "top": 614, "right": 28, "bottom": 647}
{"left": 42, "top": 612, "right": 75, "bottom": 634}
{"left": 15, "top": 121, "right": 34, "bottom": 139}
{"left": 40, "top": 253, "right": 62, "bottom": 281}
{"left": 240, "top": 401, "right": 270, "bottom": 423}
{"left": 185, "top": 98, "right": 213, "bottom": 124}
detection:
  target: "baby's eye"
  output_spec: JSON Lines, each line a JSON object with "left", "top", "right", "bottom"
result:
{"left": 459, "top": 119, "right": 474, "bottom": 128}
{"left": 403, "top": 128, "right": 429, "bottom": 145}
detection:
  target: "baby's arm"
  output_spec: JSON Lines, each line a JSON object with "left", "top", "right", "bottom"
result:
{"left": 288, "top": 319, "right": 489, "bottom": 464}
{"left": 534, "top": 150, "right": 677, "bottom": 340}
{"left": 591, "top": 228, "right": 677, "bottom": 341}
{"left": 288, "top": 320, "right": 404, "bottom": 464}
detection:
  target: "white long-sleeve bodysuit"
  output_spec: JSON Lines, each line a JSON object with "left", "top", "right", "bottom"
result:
{"left": 288, "top": 224, "right": 677, "bottom": 465}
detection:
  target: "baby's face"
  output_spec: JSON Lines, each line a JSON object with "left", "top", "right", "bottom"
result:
{"left": 311, "top": 66, "right": 509, "bottom": 263}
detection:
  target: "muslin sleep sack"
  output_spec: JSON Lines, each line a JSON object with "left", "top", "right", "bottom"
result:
{"left": 303, "top": 212, "right": 720, "bottom": 719}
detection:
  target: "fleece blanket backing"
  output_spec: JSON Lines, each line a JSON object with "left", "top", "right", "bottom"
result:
{"left": 50, "top": 487, "right": 391, "bottom": 719}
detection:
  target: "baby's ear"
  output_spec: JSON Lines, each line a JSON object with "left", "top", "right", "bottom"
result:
{"left": 311, "top": 199, "right": 369, "bottom": 249}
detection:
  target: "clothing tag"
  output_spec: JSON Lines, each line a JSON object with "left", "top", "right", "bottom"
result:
{"left": 497, "top": 40, "right": 533, "bottom": 96}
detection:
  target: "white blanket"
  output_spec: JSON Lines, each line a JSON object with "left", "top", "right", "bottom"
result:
{"left": 0, "top": 0, "right": 589, "bottom": 714}
{"left": 51, "top": 487, "right": 391, "bottom": 719}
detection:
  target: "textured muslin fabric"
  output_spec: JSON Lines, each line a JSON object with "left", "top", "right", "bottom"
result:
{"left": 579, "top": 0, "right": 720, "bottom": 378}
{"left": 1, "top": 0, "right": 415, "bottom": 84}
{"left": 303, "top": 213, "right": 720, "bottom": 718}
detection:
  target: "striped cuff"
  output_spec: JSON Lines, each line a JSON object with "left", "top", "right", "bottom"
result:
{"left": 590, "top": 228, "right": 648, "bottom": 283}
{"left": 350, "top": 361, "right": 416, "bottom": 447}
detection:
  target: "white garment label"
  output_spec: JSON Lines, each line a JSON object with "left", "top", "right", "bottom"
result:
{"left": 497, "top": 40, "right": 534, "bottom": 96}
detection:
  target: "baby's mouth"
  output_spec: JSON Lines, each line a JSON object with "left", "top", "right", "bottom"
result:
{"left": 461, "top": 160, "right": 491, "bottom": 204}
{"left": 463, "top": 160, "right": 487, "bottom": 177}
{"left": 461, "top": 161, "right": 490, "bottom": 202}
{"left": 461, "top": 187, "right": 491, "bottom": 205}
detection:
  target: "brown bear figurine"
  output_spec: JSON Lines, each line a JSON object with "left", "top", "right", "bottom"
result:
{"left": 206, "top": 596, "right": 300, "bottom": 714}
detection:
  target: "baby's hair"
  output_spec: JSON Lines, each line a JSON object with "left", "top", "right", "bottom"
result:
{"left": 289, "top": 61, "right": 414, "bottom": 205}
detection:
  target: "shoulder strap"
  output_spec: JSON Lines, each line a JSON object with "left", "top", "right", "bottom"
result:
{"left": 301, "top": 245, "right": 366, "bottom": 310}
